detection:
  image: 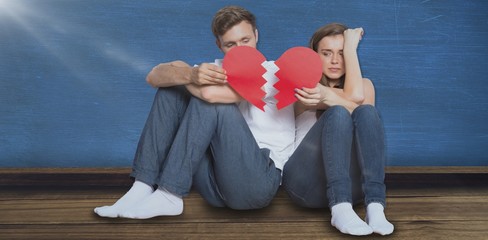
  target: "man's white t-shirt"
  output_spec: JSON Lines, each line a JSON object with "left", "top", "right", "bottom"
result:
{"left": 214, "top": 59, "right": 295, "bottom": 170}
{"left": 294, "top": 110, "right": 317, "bottom": 150}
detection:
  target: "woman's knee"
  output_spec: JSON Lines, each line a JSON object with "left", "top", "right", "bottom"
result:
{"left": 319, "top": 105, "right": 353, "bottom": 130}
{"left": 352, "top": 104, "right": 379, "bottom": 120}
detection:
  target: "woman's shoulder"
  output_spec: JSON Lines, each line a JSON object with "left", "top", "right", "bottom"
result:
{"left": 363, "top": 78, "right": 375, "bottom": 89}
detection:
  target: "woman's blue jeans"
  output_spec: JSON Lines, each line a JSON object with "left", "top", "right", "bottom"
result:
{"left": 130, "top": 87, "right": 281, "bottom": 210}
{"left": 282, "top": 105, "right": 387, "bottom": 208}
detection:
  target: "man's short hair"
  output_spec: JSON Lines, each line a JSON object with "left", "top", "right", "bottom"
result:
{"left": 211, "top": 6, "right": 256, "bottom": 39}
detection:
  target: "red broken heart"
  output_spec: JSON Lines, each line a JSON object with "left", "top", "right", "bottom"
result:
{"left": 223, "top": 46, "right": 322, "bottom": 111}
{"left": 222, "top": 46, "right": 267, "bottom": 110}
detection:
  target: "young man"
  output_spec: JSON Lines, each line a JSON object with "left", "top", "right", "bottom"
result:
{"left": 94, "top": 5, "right": 295, "bottom": 219}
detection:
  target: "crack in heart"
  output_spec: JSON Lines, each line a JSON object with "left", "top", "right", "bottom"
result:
{"left": 223, "top": 46, "right": 322, "bottom": 111}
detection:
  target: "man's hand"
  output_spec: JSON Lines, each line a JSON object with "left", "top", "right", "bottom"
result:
{"left": 190, "top": 63, "right": 227, "bottom": 85}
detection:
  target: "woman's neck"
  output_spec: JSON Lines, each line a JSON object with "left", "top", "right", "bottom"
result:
{"left": 327, "top": 79, "right": 340, "bottom": 88}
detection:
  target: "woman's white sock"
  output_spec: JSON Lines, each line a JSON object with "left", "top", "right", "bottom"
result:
{"left": 94, "top": 180, "right": 153, "bottom": 218}
{"left": 331, "top": 202, "right": 373, "bottom": 236}
{"left": 366, "top": 202, "right": 394, "bottom": 235}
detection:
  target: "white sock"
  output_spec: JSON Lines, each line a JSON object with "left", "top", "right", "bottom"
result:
{"left": 94, "top": 180, "right": 153, "bottom": 218}
{"left": 366, "top": 202, "right": 394, "bottom": 235}
{"left": 331, "top": 202, "right": 373, "bottom": 236}
{"left": 119, "top": 188, "right": 183, "bottom": 219}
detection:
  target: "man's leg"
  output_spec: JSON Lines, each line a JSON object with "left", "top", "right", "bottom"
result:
{"left": 159, "top": 97, "right": 281, "bottom": 210}
{"left": 94, "top": 86, "right": 191, "bottom": 218}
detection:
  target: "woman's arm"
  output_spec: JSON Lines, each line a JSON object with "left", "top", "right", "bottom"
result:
{"left": 342, "top": 28, "right": 365, "bottom": 103}
{"left": 295, "top": 77, "right": 375, "bottom": 114}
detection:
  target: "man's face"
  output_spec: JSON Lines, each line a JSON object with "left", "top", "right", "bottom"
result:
{"left": 217, "top": 21, "right": 258, "bottom": 54}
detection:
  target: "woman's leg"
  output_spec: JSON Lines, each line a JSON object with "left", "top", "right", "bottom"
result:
{"left": 284, "top": 106, "right": 372, "bottom": 235}
{"left": 352, "top": 104, "right": 393, "bottom": 235}
{"left": 322, "top": 106, "right": 372, "bottom": 236}
{"left": 351, "top": 105, "right": 386, "bottom": 206}
{"left": 283, "top": 106, "right": 363, "bottom": 208}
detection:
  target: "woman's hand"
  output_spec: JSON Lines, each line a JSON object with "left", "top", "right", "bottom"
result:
{"left": 295, "top": 84, "right": 324, "bottom": 108}
{"left": 343, "top": 27, "right": 364, "bottom": 51}
{"left": 295, "top": 84, "right": 342, "bottom": 109}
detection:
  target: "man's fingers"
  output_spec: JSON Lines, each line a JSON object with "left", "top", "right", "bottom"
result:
{"left": 194, "top": 64, "right": 227, "bottom": 85}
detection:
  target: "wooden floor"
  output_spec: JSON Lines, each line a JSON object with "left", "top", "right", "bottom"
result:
{"left": 0, "top": 168, "right": 487, "bottom": 239}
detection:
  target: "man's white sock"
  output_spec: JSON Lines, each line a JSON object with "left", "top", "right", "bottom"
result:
{"left": 331, "top": 202, "right": 373, "bottom": 236}
{"left": 94, "top": 180, "right": 153, "bottom": 218}
{"left": 366, "top": 202, "right": 394, "bottom": 235}
{"left": 119, "top": 188, "right": 183, "bottom": 219}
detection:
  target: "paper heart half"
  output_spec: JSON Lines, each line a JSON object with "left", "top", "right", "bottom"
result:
{"left": 222, "top": 46, "right": 267, "bottom": 111}
{"left": 223, "top": 46, "right": 322, "bottom": 111}
{"left": 274, "top": 47, "right": 323, "bottom": 109}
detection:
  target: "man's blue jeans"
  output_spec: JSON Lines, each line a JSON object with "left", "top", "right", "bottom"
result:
{"left": 130, "top": 87, "right": 281, "bottom": 210}
{"left": 283, "top": 105, "right": 386, "bottom": 208}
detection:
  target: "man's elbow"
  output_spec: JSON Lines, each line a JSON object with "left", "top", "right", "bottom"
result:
{"left": 200, "top": 87, "right": 239, "bottom": 103}
{"left": 146, "top": 75, "right": 156, "bottom": 88}
{"left": 200, "top": 88, "right": 218, "bottom": 103}
{"left": 146, "top": 65, "right": 162, "bottom": 88}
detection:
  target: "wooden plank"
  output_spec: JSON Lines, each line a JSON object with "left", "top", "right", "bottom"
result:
{"left": 0, "top": 191, "right": 487, "bottom": 225}
{"left": 0, "top": 221, "right": 487, "bottom": 240}
{"left": 386, "top": 166, "right": 488, "bottom": 174}
{"left": 1, "top": 167, "right": 487, "bottom": 187}
{"left": 0, "top": 184, "right": 487, "bottom": 240}
{"left": 1, "top": 166, "right": 486, "bottom": 175}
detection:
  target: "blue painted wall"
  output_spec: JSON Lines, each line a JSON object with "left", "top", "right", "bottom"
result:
{"left": 1, "top": 0, "right": 487, "bottom": 167}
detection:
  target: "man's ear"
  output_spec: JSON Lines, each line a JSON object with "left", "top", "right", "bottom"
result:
{"left": 255, "top": 29, "right": 259, "bottom": 44}
{"left": 216, "top": 39, "right": 223, "bottom": 52}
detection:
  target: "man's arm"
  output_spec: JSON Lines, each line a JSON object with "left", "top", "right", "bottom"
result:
{"left": 147, "top": 60, "right": 241, "bottom": 103}
{"left": 146, "top": 61, "right": 227, "bottom": 88}
{"left": 186, "top": 84, "right": 243, "bottom": 103}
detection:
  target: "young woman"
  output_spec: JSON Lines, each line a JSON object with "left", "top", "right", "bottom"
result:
{"left": 282, "top": 23, "right": 394, "bottom": 236}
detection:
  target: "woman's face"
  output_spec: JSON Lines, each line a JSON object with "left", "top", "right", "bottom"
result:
{"left": 317, "top": 34, "right": 345, "bottom": 80}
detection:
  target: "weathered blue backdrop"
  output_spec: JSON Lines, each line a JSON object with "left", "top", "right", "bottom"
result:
{"left": 1, "top": 0, "right": 487, "bottom": 167}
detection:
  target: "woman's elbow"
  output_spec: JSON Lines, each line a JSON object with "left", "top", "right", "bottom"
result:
{"left": 349, "top": 93, "right": 365, "bottom": 104}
